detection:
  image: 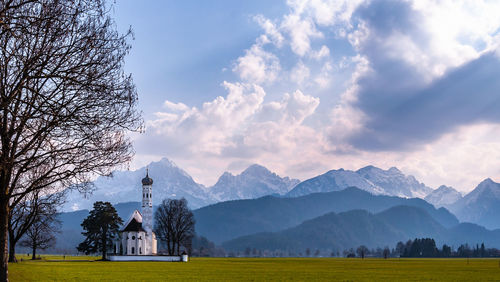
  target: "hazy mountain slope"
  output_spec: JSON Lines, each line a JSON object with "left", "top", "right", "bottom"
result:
{"left": 424, "top": 185, "right": 462, "bottom": 208}
{"left": 287, "top": 166, "right": 432, "bottom": 198}
{"left": 222, "top": 206, "right": 500, "bottom": 252}
{"left": 449, "top": 178, "right": 500, "bottom": 229}
{"left": 447, "top": 223, "right": 500, "bottom": 247}
{"left": 376, "top": 205, "right": 447, "bottom": 241}
{"left": 209, "top": 164, "right": 299, "bottom": 202}
{"left": 222, "top": 206, "right": 449, "bottom": 252}
{"left": 194, "top": 187, "right": 458, "bottom": 244}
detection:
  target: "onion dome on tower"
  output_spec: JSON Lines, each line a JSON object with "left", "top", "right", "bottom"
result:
{"left": 142, "top": 169, "right": 153, "bottom": 185}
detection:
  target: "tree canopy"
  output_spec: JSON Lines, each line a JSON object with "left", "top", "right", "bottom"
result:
{"left": 77, "top": 201, "right": 122, "bottom": 260}
{"left": 0, "top": 0, "right": 141, "bottom": 279}
{"left": 154, "top": 198, "right": 195, "bottom": 255}
{"left": 9, "top": 190, "right": 64, "bottom": 262}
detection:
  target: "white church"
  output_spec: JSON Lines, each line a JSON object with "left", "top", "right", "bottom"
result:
{"left": 109, "top": 171, "right": 188, "bottom": 261}
{"left": 113, "top": 171, "right": 157, "bottom": 256}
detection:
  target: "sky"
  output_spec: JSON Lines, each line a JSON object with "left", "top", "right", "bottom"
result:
{"left": 111, "top": 0, "right": 500, "bottom": 193}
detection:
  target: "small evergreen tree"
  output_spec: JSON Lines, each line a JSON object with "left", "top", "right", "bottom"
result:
{"left": 441, "top": 244, "right": 452, "bottom": 257}
{"left": 77, "top": 202, "right": 122, "bottom": 260}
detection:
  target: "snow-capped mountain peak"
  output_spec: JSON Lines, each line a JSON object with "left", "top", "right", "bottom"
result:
{"left": 356, "top": 166, "right": 432, "bottom": 198}
{"left": 288, "top": 165, "right": 432, "bottom": 198}
{"left": 424, "top": 185, "right": 462, "bottom": 208}
{"left": 209, "top": 164, "right": 300, "bottom": 202}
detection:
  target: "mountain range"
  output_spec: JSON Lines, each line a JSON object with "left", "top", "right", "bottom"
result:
{"left": 62, "top": 157, "right": 500, "bottom": 232}
{"left": 63, "top": 158, "right": 299, "bottom": 211}
{"left": 287, "top": 166, "right": 432, "bottom": 198}
{"left": 52, "top": 156, "right": 500, "bottom": 256}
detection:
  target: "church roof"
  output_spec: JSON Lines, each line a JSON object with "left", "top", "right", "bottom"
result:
{"left": 122, "top": 217, "right": 146, "bottom": 232}
{"left": 120, "top": 210, "right": 145, "bottom": 232}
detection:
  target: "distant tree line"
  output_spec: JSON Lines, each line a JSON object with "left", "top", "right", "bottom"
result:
{"left": 191, "top": 235, "right": 226, "bottom": 257}
{"left": 217, "top": 238, "right": 500, "bottom": 258}
{"left": 395, "top": 238, "right": 500, "bottom": 258}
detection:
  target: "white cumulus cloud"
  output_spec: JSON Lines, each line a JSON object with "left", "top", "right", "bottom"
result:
{"left": 233, "top": 44, "right": 281, "bottom": 84}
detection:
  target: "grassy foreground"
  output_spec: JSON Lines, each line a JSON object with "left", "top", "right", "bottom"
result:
{"left": 9, "top": 256, "right": 500, "bottom": 281}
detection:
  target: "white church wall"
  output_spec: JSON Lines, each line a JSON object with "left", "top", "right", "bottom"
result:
{"left": 108, "top": 255, "right": 183, "bottom": 262}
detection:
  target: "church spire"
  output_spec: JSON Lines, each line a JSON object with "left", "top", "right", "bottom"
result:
{"left": 142, "top": 168, "right": 153, "bottom": 186}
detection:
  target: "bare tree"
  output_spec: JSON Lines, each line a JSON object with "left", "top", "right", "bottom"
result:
{"left": 154, "top": 198, "right": 195, "bottom": 255}
{"left": 19, "top": 195, "right": 62, "bottom": 260}
{"left": 356, "top": 245, "right": 368, "bottom": 259}
{"left": 8, "top": 189, "right": 64, "bottom": 262}
{"left": 0, "top": 0, "right": 141, "bottom": 279}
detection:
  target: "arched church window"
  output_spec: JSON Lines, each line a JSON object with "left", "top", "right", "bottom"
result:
{"left": 139, "top": 247, "right": 142, "bottom": 254}
{"left": 150, "top": 193, "right": 152, "bottom": 198}
{"left": 132, "top": 247, "right": 135, "bottom": 255}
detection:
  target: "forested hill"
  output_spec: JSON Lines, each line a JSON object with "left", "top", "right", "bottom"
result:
{"left": 193, "top": 187, "right": 458, "bottom": 244}
{"left": 222, "top": 205, "right": 500, "bottom": 252}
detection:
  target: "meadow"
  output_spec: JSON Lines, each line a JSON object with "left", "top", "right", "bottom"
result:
{"left": 8, "top": 256, "right": 500, "bottom": 281}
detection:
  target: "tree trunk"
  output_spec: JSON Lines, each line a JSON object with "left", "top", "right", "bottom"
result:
{"left": 101, "top": 231, "right": 107, "bottom": 260}
{"left": 0, "top": 199, "right": 10, "bottom": 282}
{"left": 31, "top": 243, "right": 36, "bottom": 260}
{"left": 7, "top": 235, "right": 16, "bottom": 263}
{"left": 166, "top": 239, "right": 171, "bottom": 256}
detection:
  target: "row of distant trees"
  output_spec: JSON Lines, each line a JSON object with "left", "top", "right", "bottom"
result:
{"left": 77, "top": 198, "right": 195, "bottom": 260}
{"left": 222, "top": 239, "right": 500, "bottom": 259}
{"left": 396, "top": 238, "right": 500, "bottom": 258}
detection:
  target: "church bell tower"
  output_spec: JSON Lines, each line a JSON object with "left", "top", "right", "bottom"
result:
{"left": 141, "top": 169, "right": 153, "bottom": 254}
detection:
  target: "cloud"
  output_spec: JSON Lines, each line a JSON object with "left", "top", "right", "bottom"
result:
{"left": 146, "top": 82, "right": 265, "bottom": 155}
{"left": 133, "top": 0, "right": 500, "bottom": 191}
{"left": 282, "top": 13, "right": 323, "bottom": 56}
{"left": 290, "top": 61, "right": 311, "bottom": 85}
{"left": 287, "top": 0, "right": 364, "bottom": 27}
{"left": 163, "top": 100, "right": 189, "bottom": 112}
{"left": 395, "top": 123, "right": 500, "bottom": 192}
{"left": 329, "top": 0, "right": 500, "bottom": 151}
{"left": 254, "top": 15, "right": 285, "bottom": 48}
{"left": 350, "top": 52, "right": 500, "bottom": 150}
{"left": 136, "top": 83, "right": 322, "bottom": 184}
{"left": 233, "top": 44, "right": 281, "bottom": 84}
{"left": 310, "top": 45, "right": 330, "bottom": 60}
{"left": 314, "top": 60, "right": 333, "bottom": 88}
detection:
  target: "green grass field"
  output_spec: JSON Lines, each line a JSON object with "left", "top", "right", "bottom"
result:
{"left": 8, "top": 256, "right": 500, "bottom": 281}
